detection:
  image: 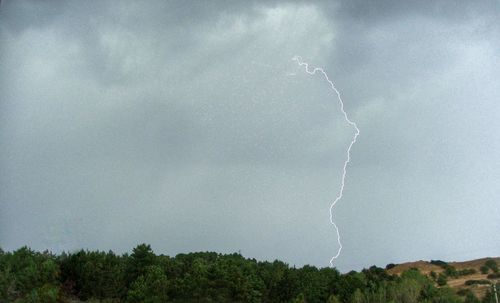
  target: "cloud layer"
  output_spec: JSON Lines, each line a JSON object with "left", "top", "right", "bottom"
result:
{"left": 1, "top": 0, "right": 499, "bottom": 270}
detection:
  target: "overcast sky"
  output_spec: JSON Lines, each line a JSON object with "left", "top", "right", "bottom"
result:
{"left": 1, "top": 0, "right": 499, "bottom": 271}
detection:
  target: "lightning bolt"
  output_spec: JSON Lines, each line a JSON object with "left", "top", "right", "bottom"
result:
{"left": 292, "top": 56, "right": 360, "bottom": 267}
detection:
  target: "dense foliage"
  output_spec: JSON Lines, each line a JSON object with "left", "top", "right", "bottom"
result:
{"left": 0, "top": 245, "right": 496, "bottom": 303}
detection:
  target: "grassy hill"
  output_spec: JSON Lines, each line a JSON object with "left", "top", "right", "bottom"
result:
{"left": 387, "top": 257, "right": 500, "bottom": 298}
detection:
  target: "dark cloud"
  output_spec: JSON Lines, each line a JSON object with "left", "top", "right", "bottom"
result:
{"left": 1, "top": 0, "right": 499, "bottom": 271}
{"left": 333, "top": 0, "right": 500, "bottom": 24}
{"left": 0, "top": 0, "right": 66, "bottom": 33}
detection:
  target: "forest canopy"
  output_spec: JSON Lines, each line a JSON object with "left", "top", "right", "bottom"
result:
{"left": 0, "top": 244, "right": 496, "bottom": 303}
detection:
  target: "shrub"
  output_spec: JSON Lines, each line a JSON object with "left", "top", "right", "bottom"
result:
{"left": 430, "top": 271, "right": 437, "bottom": 280}
{"left": 458, "top": 268, "right": 476, "bottom": 276}
{"left": 485, "top": 259, "right": 499, "bottom": 273}
{"left": 436, "top": 273, "right": 447, "bottom": 286}
{"left": 480, "top": 265, "right": 489, "bottom": 274}
{"left": 487, "top": 273, "right": 500, "bottom": 279}
{"left": 464, "top": 280, "right": 490, "bottom": 286}
{"left": 430, "top": 260, "right": 448, "bottom": 267}
{"left": 444, "top": 265, "right": 458, "bottom": 278}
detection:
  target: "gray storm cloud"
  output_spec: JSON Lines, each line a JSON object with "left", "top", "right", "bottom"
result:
{"left": 1, "top": 0, "right": 499, "bottom": 271}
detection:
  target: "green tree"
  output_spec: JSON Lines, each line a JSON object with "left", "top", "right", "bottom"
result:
{"left": 326, "top": 294, "right": 340, "bottom": 303}
{"left": 432, "top": 287, "right": 462, "bottom": 303}
{"left": 10, "top": 247, "right": 40, "bottom": 295}
{"left": 37, "top": 283, "right": 59, "bottom": 303}
{"left": 40, "top": 260, "right": 58, "bottom": 285}
{"left": 297, "top": 265, "right": 330, "bottom": 303}
{"left": 464, "top": 291, "right": 480, "bottom": 303}
{"left": 127, "top": 265, "right": 169, "bottom": 303}
{"left": 388, "top": 278, "right": 421, "bottom": 303}
{"left": 335, "top": 271, "right": 366, "bottom": 302}
{"left": 291, "top": 293, "right": 306, "bottom": 303}
{"left": 351, "top": 288, "right": 365, "bottom": 303}
{"left": 0, "top": 266, "right": 15, "bottom": 302}
{"left": 3, "top": 245, "right": 494, "bottom": 303}
{"left": 126, "top": 275, "right": 147, "bottom": 303}
{"left": 126, "top": 244, "right": 156, "bottom": 287}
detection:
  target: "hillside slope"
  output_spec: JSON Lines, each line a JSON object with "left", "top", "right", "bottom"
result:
{"left": 387, "top": 257, "right": 500, "bottom": 298}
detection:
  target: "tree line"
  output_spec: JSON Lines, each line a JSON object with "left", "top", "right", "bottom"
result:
{"left": 0, "top": 244, "right": 497, "bottom": 303}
